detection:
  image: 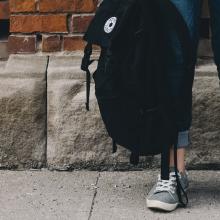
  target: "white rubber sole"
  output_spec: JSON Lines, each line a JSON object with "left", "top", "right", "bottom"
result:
{"left": 146, "top": 199, "right": 178, "bottom": 212}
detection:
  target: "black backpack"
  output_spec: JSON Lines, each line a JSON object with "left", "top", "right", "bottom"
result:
{"left": 81, "top": 0, "right": 192, "bottom": 206}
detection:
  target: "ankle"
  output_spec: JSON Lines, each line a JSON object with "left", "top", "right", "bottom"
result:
{"left": 169, "top": 166, "right": 186, "bottom": 174}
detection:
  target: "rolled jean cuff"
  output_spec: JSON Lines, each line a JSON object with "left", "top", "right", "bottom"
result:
{"left": 177, "top": 130, "right": 190, "bottom": 148}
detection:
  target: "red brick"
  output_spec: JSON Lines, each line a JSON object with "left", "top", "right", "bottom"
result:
{"left": 63, "top": 36, "right": 85, "bottom": 51}
{"left": 75, "top": 0, "right": 98, "bottom": 13}
{"left": 10, "top": 15, "right": 68, "bottom": 33}
{"left": 39, "top": 0, "right": 75, "bottom": 12}
{"left": 71, "top": 15, "right": 93, "bottom": 33}
{"left": 0, "top": 1, "right": 9, "bottom": 19}
{"left": 39, "top": 0, "right": 98, "bottom": 13}
{"left": 9, "top": 0, "right": 36, "bottom": 12}
{"left": 8, "top": 35, "right": 36, "bottom": 53}
{"left": 42, "top": 35, "right": 61, "bottom": 52}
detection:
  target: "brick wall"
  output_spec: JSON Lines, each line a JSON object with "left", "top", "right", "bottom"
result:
{"left": 8, "top": 0, "right": 98, "bottom": 53}
{"left": 0, "top": 0, "right": 212, "bottom": 56}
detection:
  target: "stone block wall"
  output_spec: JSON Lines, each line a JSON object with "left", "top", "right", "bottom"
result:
{"left": 0, "top": 55, "right": 47, "bottom": 169}
{"left": 0, "top": 55, "right": 219, "bottom": 170}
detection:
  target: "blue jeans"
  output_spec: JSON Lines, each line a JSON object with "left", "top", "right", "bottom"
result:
{"left": 169, "top": 0, "right": 220, "bottom": 148}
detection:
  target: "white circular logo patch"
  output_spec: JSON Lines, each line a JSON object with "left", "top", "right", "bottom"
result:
{"left": 104, "top": 17, "right": 117, "bottom": 33}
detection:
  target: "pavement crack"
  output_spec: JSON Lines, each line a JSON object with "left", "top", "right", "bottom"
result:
{"left": 88, "top": 172, "right": 100, "bottom": 220}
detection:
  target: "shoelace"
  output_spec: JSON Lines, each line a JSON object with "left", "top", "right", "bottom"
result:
{"left": 155, "top": 172, "right": 182, "bottom": 194}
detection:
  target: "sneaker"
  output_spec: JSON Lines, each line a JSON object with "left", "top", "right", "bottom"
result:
{"left": 146, "top": 168, "right": 189, "bottom": 212}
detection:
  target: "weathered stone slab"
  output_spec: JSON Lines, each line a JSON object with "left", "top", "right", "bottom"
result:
{"left": 3, "top": 54, "right": 48, "bottom": 78}
{"left": 0, "top": 40, "right": 8, "bottom": 59}
{"left": 0, "top": 60, "right": 7, "bottom": 71}
{"left": 196, "top": 59, "right": 218, "bottom": 77}
{"left": 0, "top": 55, "right": 47, "bottom": 169}
{"left": 188, "top": 76, "right": 220, "bottom": 169}
{"left": 47, "top": 57, "right": 135, "bottom": 170}
{"left": 47, "top": 56, "right": 220, "bottom": 170}
{"left": 198, "top": 39, "right": 213, "bottom": 57}
{"left": 47, "top": 55, "right": 97, "bottom": 80}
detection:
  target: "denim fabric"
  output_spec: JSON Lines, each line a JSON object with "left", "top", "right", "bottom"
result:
{"left": 167, "top": 0, "right": 201, "bottom": 147}
{"left": 170, "top": 0, "right": 220, "bottom": 74}
{"left": 177, "top": 130, "right": 190, "bottom": 148}
{"left": 168, "top": 0, "right": 220, "bottom": 148}
{"left": 209, "top": 0, "right": 220, "bottom": 77}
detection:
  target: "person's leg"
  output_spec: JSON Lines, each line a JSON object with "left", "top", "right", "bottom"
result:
{"left": 170, "top": 148, "right": 185, "bottom": 172}
{"left": 167, "top": 0, "right": 203, "bottom": 174}
{"left": 147, "top": 0, "right": 202, "bottom": 211}
{"left": 169, "top": 131, "right": 189, "bottom": 173}
{"left": 209, "top": 0, "right": 220, "bottom": 79}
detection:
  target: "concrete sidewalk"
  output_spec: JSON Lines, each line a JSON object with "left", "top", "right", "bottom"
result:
{"left": 0, "top": 170, "right": 220, "bottom": 220}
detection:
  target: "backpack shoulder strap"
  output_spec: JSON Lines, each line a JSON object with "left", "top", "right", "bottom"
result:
{"left": 81, "top": 43, "right": 93, "bottom": 111}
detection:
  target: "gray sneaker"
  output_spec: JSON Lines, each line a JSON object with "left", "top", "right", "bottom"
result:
{"left": 146, "top": 168, "right": 189, "bottom": 212}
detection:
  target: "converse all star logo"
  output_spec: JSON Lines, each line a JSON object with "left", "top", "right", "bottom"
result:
{"left": 104, "top": 17, "right": 117, "bottom": 33}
